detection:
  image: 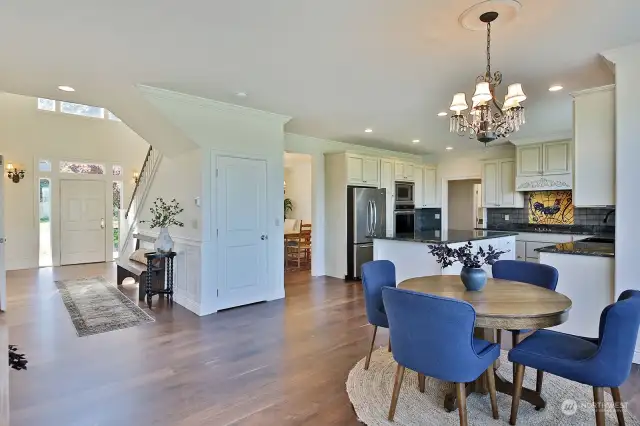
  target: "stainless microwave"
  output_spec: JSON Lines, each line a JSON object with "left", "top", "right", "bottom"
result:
{"left": 395, "top": 182, "right": 414, "bottom": 204}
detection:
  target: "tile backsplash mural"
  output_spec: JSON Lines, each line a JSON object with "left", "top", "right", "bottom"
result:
{"left": 528, "top": 190, "right": 574, "bottom": 225}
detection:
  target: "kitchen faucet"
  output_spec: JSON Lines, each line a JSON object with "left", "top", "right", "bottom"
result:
{"left": 603, "top": 209, "right": 615, "bottom": 224}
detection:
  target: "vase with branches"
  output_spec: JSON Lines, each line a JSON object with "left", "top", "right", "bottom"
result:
{"left": 428, "top": 242, "right": 508, "bottom": 291}
{"left": 140, "top": 198, "right": 184, "bottom": 252}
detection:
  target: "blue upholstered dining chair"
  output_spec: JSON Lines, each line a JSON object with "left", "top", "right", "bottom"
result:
{"left": 492, "top": 260, "right": 559, "bottom": 391}
{"left": 361, "top": 260, "right": 395, "bottom": 370}
{"left": 509, "top": 290, "right": 640, "bottom": 426}
{"left": 382, "top": 287, "right": 500, "bottom": 426}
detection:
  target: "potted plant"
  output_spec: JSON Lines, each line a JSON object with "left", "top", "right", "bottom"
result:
{"left": 428, "top": 242, "right": 508, "bottom": 291}
{"left": 284, "top": 198, "right": 293, "bottom": 219}
{"left": 140, "top": 198, "right": 184, "bottom": 253}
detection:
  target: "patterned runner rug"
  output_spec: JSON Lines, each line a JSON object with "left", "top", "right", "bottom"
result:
{"left": 55, "top": 276, "right": 154, "bottom": 337}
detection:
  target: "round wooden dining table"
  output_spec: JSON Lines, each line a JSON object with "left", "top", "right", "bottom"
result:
{"left": 398, "top": 275, "right": 572, "bottom": 412}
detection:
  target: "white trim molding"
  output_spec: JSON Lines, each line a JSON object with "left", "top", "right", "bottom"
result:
{"left": 516, "top": 175, "right": 572, "bottom": 191}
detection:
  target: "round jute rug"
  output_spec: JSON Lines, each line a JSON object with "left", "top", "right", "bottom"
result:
{"left": 346, "top": 348, "right": 640, "bottom": 425}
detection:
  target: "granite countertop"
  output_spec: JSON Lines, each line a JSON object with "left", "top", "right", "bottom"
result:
{"left": 373, "top": 229, "right": 518, "bottom": 244}
{"left": 476, "top": 224, "right": 615, "bottom": 236}
{"left": 535, "top": 241, "right": 615, "bottom": 258}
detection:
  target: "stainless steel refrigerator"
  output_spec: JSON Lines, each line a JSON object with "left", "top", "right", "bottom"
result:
{"left": 346, "top": 186, "right": 386, "bottom": 280}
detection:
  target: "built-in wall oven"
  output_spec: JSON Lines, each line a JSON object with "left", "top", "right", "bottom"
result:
{"left": 395, "top": 182, "right": 414, "bottom": 205}
{"left": 394, "top": 203, "right": 415, "bottom": 234}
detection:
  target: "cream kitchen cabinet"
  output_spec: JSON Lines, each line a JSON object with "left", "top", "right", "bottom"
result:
{"left": 413, "top": 165, "right": 424, "bottom": 207}
{"left": 422, "top": 167, "right": 438, "bottom": 207}
{"left": 394, "top": 161, "right": 415, "bottom": 182}
{"left": 572, "top": 85, "right": 615, "bottom": 207}
{"left": 543, "top": 141, "right": 571, "bottom": 175}
{"left": 380, "top": 159, "right": 395, "bottom": 234}
{"left": 346, "top": 154, "right": 379, "bottom": 186}
{"left": 517, "top": 145, "right": 543, "bottom": 176}
{"left": 482, "top": 159, "right": 524, "bottom": 208}
{"left": 515, "top": 141, "right": 572, "bottom": 191}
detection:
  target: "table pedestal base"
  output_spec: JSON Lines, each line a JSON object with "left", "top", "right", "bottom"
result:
{"left": 442, "top": 328, "right": 546, "bottom": 412}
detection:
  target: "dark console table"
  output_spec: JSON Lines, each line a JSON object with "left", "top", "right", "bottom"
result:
{"left": 144, "top": 251, "right": 176, "bottom": 308}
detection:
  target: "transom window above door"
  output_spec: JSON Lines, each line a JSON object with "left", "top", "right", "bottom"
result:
{"left": 59, "top": 161, "right": 105, "bottom": 175}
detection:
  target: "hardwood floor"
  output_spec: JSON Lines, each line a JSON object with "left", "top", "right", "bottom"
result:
{"left": 5, "top": 263, "right": 640, "bottom": 425}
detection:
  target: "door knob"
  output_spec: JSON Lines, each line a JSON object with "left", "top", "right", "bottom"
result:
{"left": 261, "top": 234, "right": 268, "bottom": 240}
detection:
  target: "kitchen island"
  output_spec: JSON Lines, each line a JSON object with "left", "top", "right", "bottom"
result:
{"left": 538, "top": 237, "right": 615, "bottom": 338}
{"left": 373, "top": 230, "right": 517, "bottom": 283}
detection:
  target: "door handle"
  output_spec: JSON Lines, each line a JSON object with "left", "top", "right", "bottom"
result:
{"left": 261, "top": 234, "right": 268, "bottom": 240}
{"left": 100, "top": 218, "right": 105, "bottom": 229}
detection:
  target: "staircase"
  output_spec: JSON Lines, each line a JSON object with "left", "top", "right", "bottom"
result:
{"left": 119, "top": 146, "right": 163, "bottom": 257}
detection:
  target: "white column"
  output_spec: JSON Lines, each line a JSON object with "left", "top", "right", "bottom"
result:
{"left": 602, "top": 44, "right": 640, "bottom": 361}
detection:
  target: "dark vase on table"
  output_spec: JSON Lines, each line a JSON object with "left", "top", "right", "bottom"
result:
{"left": 460, "top": 267, "right": 487, "bottom": 291}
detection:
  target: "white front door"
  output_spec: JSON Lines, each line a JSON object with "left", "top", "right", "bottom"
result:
{"left": 0, "top": 156, "right": 6, "bottom": 311}
{"left": 216, "top": 156, "right": 269, "bottom": 310}
{"left": 60, "top": 180, "right": 106, "bottom": 265}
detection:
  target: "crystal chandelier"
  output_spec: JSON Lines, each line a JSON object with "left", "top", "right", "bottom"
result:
{"left": 449, "top": 11, "right": 526, "bottom": 145}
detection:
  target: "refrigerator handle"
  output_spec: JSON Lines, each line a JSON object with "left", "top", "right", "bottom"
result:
{"left": 367, "top": 200, "right": 373, "bottom": 235}
{"left": 371, "top": 200, "right": 378, "bottom": 235}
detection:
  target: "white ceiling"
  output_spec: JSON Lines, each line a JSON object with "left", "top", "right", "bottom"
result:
{"left": 0, "top": 0, "right": 635, "bottom": 154}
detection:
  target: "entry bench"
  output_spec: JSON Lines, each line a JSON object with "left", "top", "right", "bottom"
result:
{"left": 116, "top": 233, "right": 165, "bottom": 300}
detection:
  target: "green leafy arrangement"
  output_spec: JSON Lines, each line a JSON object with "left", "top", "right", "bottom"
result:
{"left": 140, "top": 198, "right": 184, "bottom": 229}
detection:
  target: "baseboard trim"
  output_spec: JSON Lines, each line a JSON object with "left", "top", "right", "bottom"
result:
{"left": 173, "top": 292, "right": 202, "bottom": 316}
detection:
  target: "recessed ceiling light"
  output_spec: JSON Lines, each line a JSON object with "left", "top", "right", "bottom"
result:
{"left": 236, "top": 92, "right": 248, "bottom": 97}
{"left": 548, "top": 85, "right": 563, "bottom": 92}
{"left": 365, "top": 128, "right": 373, "bottom": 133}
{"left": 437, "top": 112, "right": 448, "bottom": 117}
{"left": 446, "top": 147, "right": 454, "bottom": 151}
{"left": 58, "top": 85, "right": 75, "bottom": 92}
{"left": 412, "top": 139, "right": 420, "bottom": 144}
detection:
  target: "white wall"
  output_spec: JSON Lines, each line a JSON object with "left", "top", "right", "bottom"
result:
{"left": 0, "top": 92, "right": 148, "bottom": 270}
{"left": 602, "top": 44, "right": 640, "bottom": 362}
{"left": 139, "top": 86, "right": 290, "bottom": 316}
{"left": 284, "top": 153, "right": 312, "bottom": 223}
{"left": 448, "top": 179, "right": 481, "bottom": 230}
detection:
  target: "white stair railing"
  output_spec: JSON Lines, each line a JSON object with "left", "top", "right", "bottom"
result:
{"left": 119, "top": 146, "right": 162, "bottom": 258}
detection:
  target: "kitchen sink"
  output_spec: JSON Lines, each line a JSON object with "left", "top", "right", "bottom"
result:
{"left": 580, "top": 237, "right": 615, "bottom": 244}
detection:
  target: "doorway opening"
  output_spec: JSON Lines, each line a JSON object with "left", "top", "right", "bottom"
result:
{"left": 283, "top": 152, "right": 313, "bottom": 277}
{"left": 38, "top": 178, "right": 52, "bottom": 267}
{"left": 447, "top": 179, "right": 482, "bottom": 230}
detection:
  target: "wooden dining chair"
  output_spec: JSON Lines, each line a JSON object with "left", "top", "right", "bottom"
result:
{"left": 285, "top": 232, "right": 304, "bottom": 270}
{"left": 300, "top": 222, "right": 312, "bottom": 267}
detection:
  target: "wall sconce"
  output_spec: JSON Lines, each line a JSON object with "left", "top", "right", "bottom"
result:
{"left": 6, "top": 163, "right": 25, "bottom": 183}
{"left": 133, "top": 171, "right": 140, "bottom": 184}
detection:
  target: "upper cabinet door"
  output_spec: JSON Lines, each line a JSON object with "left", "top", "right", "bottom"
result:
{"left": 362, "top": 157, "right": 380, "bottom": 185}
{"left": 499, "top": 160, "right": 523, "bottom": 207}
{"left": 413, "top": 166, "right": 424, "bottom": 207}
{"left": 517, "top": 145, "right": 543, "bottom": 176}
{"left": 423, "top": 168, "right": 438, "bottom": 207}
{"left": 482, "top": 161, "right": 499, "bottom": 207}
{"left": 379, "top": 159, "right": 394, "bottom": 191}
{"left": 543, "top": 141, "right": 571, "bottom": 175}
{"left": 394, "top": 161, "right": 405, "bottom": 180}
{"left": 346, "top": 155, "right": 364, "bottom": 184}
{"left": 404, "top": 163, "right": 415, "bottom": 181}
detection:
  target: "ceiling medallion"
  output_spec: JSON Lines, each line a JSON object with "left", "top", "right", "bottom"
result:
{"left": 449, "top": 10, "right": 525, "bottom": 145}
